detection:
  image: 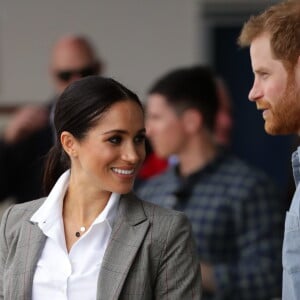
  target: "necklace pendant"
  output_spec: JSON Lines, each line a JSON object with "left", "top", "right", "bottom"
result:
{"left": 75, "top": 226, "right": 86, "bottom": 238}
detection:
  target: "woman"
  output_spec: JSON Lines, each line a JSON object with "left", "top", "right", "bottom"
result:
{"left": 0, "top": 76, "right": 201, "bottom": 299}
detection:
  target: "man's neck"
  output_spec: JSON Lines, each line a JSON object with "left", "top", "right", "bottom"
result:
{"left": 177, "top": 134, "right": 218, "bottom": 177}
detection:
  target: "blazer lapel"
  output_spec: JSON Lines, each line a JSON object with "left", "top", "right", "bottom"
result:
{"left": 97, "top": 193, "right": 150, "bottom": 300}
{"left": 7, "top": 198, "right": 47, "bottom": 300}
{"left": 11, "top": 219, "right": 46, "bottom": 300}
{"left": 23, "top": 222, "right": 47, "bottom": 299}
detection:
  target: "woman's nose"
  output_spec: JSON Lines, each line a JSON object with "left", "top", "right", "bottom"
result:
{"left": 122, "top": 143, "right": 140, "bottom": 163}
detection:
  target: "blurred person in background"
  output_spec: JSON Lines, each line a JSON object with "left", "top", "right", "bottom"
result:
{"left": 137, "top": 65, "right": 284, "bottom": 300}
{"left": 214, "top": 78, "right": 233, "bottom": 147}
{"left": 135, "top": 75, "right": 234, "bottom": 190}
{"left": 238, "top": 1, "right": 300, "bottom": 299}
{"left": 0, "top": 35, "right": 103, "bottom": 206}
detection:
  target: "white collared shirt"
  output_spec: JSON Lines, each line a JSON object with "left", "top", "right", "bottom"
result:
{"left": 30, "top": 170, "right": 119, "bottom": 300}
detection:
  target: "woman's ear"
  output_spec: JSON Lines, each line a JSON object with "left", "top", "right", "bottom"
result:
{"left": 60, "top": 131, "right": 78, "bottom": 158}
{"left": 295, "top": 56, "right": 300, "bottom": 85}
{"left": 182, "top": 109, "right": 203, "bottom": 134}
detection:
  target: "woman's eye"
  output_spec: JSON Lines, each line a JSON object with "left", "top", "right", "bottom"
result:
{"left": 134, "top": 134, "right": 146, "bottom": 144}
{"left": 108, "top": 136, "right": 122, "bottom": 144}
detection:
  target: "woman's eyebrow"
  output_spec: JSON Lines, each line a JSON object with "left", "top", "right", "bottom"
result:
{"left": 102, "top": 128, "right": 146, "bottom": 135}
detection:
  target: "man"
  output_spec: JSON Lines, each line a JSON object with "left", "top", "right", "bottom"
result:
{"left": 238, "top": 1, "right": 300, "bottom": 299}
{"left": 135, "top": 76, "right": 233, "bottom": 190}
{"left": 0, "top": 35, "right": 102, "bottom": 204}
{"left": 214, "top": 78, "right": 233, "bottom": 147}
{"left": 137, "top": 66, "right": 283, "bottom": 299}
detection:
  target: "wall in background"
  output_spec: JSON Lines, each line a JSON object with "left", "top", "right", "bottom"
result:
{"left": 0, "top": 0, "right": 293, "bottom": 199}
{"left": 0, "top": 0, "right": 200, "bottom": 104}
{"left": 0, "top": 0, "right": 281, "bottom": 105}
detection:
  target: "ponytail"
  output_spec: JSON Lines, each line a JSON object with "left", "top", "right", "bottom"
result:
{"left": 43, "top": 144, "right": 69, "bottom": 195}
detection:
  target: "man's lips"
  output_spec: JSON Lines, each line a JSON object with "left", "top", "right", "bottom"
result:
{"left": 257, "top": 107, "right": 271, "bottom": 119}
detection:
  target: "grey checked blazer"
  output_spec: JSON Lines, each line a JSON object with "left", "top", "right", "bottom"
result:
{"left": 0, "top": 193, "right": 201, "bottom": 299}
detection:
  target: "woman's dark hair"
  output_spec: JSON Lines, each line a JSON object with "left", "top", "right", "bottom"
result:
{"left": 43, "top": 76, "right": 143, "bottom": 194}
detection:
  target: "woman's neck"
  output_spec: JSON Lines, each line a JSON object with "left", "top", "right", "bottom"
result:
{"left": 62, "top": 179, "right": 111, "bottom": 252}
{"left": 63, "top": 175, "right": 111, "bottom": 225}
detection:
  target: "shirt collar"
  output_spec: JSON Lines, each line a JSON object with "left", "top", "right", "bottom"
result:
{"left": 169, "top": 148, "right": 227, "bottom": 203}
{"left": 30, "top": 170, "right": 120, "bottom": 232}
{"left": 292, "top": 146, "right": 300, "bottom": 186}
{"left": 92, "top": 192, "right": 119, "bottom": 229}
{"left": 31, "top": 170, "right": 70, "bottom": 227}
{"left": 173, "top": 147, "right": 227, "bottom": 182}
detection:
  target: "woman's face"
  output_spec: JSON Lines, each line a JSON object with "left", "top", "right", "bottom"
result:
{"left": 70, "top": 100, "right": 146, "bottom": 195}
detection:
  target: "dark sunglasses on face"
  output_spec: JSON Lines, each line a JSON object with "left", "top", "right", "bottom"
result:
{"left": 56, "top": 64, "right": 98, "bottom": 82}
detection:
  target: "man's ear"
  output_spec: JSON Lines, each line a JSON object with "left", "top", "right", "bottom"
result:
{"left": 182, "top": 109, "right": 203, "bottom": 134}
{"left": 60, "top": 131, "right": 78, "bottom": 158}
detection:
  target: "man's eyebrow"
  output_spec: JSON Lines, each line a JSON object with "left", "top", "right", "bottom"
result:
{"left": 254, "top": 67, "right": 269, "bottom": 74}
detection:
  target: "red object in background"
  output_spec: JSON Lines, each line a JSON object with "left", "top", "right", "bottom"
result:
{"left": 138, "top": 152, "right": 168, "bottom": 180}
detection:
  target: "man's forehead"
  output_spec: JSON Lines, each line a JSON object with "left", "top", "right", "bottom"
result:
{"left": 250, "top": 32, "right": 271, "bottom": 53}
{"left": 51, "top": 39, "right": 95, "bottom": 69}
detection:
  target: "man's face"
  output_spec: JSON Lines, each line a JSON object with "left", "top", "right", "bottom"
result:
{"left": 145, "top": 94, "right": 187, "bottom": 158}
{"left": 215, "top": 81, "right": 233, "bottom": 146}
{"left": 51, "top": 42, "right": 98, "bottom": 93}
{"left": 248, "top": 32, "right": 300, "bottom": 135}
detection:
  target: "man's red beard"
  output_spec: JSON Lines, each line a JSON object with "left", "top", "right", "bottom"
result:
{"left": 260, "top": 77, "right": 300, "bottom": 135}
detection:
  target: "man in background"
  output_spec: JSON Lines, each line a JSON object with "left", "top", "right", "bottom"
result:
{"left": 0, "top": 35, "right": 103, "bottom": 204}
{"left": 238, "top": 1, "right": 300, "bottom": 299}
{"left": 137, "top": 65, "right": 283, "bottom": 299}
{"left": 214, "top": 78, "right": 233, "bottom": 147}
{"left": 135, "top": 75, "right": 234, "bottom": 189}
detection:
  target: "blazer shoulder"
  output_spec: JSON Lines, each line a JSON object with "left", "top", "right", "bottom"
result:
{"left": 122, "top": 192, "right": 189, "bottom": 228}
{"left": 137, "top": 194, "right": 191, "bottom": 236}
{"left": 142, "top": 197, "right": 184, "bottom": 218}
{"left": 1, "top": 198, "right": 45, "bottom": 235}
{"left": 130, "top": 192, "right": 185, "bottom": 218}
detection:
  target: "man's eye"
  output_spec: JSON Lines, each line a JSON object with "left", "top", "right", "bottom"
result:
{"left": 260, "top": 72, "right": 269, "bottom": 79}
{"left": 108, "top": 136, "right": 122, "bottom": 144}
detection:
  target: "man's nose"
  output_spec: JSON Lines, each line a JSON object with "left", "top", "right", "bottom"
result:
{"left": 248, "top": 82, "right": 262, "bottom": 102}
{"left": 145, "top": 119, "right": 153, "bottom": 138}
